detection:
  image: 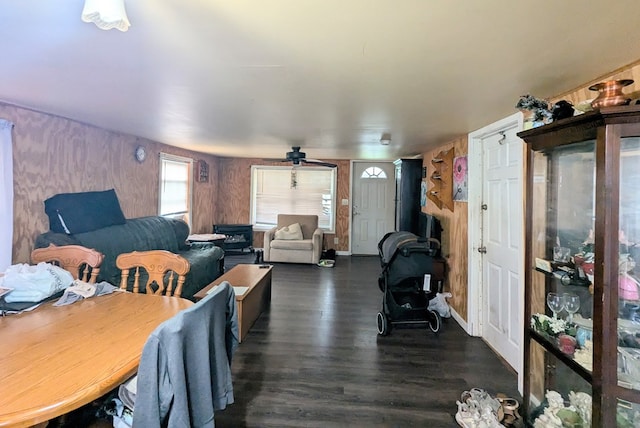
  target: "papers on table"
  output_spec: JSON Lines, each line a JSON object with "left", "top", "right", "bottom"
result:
{"left": 207, "top": 285, "right": 249, "bottom": 297}
{"left": 188, "top": 233, "right": 226, "bottom": 242}
{"left": 232, "top": 286, "right": 249, "bottom": 296}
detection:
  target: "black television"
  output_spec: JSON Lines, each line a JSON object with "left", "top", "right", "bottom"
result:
{"left": 418, "top": 212, "right": 442, "bottom": 256}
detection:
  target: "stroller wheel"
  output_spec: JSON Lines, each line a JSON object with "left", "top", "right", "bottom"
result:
{"left": 377, "top": 312, "right": 390, "bottom": 336}
{"left": 428, "top": 310, "right": 441, "bottom": 333}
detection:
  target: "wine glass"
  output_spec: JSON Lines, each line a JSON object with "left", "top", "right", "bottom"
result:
{"left": 547, "top": 292, "right": 565, "bottom": 319}
{"left": 564, "top": 293, "right": 580, "bottom": 323}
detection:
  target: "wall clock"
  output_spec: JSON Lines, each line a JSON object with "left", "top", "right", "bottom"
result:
{"left": 135, "top": 145, "right": 147, "bottom": 163}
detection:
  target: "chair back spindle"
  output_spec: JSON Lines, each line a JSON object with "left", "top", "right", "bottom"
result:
{"left": 116, "top": 250, "right": 190, "bottom": 297}
{"left": 31, "top": 244, "right": 104, "bottom": 283}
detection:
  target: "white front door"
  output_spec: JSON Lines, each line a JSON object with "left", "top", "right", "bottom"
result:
{"left": 468, "top": 113, "right": 524, "bottom": 390}
{"left": 351, "top": 162, "right": 396, "bottom": 255}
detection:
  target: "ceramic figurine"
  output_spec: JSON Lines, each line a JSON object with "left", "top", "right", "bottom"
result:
{"left": 533, "top": 390, "right": 567, "bottom": 428}
{"left": 455, "top": 388, "right": 503, "bottom": 428}
{"left": 568, "top": 391, "right": 592, "bottom": 426}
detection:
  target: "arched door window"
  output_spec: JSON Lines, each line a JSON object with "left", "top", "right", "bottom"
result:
{"left": 360, "top": 166, "right": 387, "bottom": 179}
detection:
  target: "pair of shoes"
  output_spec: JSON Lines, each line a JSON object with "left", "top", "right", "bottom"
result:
{"left": 496, "top": 395, "right": 521, "bottom": 426}
{"left": 498, "top": 397, "right": 520, "bottom": 427}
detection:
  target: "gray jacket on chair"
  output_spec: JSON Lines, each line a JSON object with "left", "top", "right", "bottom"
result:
{"left": 132, "top": 281, "right": 239, "bottom": 428}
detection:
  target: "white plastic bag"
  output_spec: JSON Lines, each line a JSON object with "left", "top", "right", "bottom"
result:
{"left": 1, "top": 262, "right": 73, "bottom": 302}
{"left": 428, "top": 292, "right": 452, "bottom": 318}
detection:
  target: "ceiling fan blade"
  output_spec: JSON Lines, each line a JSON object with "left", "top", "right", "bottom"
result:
{"left": 302, "top": 159, "right": 337, "bottom": 168}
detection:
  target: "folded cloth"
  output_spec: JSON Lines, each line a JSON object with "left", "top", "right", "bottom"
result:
{"left": 118, "top": 375, "right": 138, "bottom": 410}
{"left": 105, "top": 397, "right": 134, "bottom": 428}
{"left": 1, "top": 263, "right": 73, "bottom": 303}
{"left": 54, "top": 280, "right": 119, "bottom": 306}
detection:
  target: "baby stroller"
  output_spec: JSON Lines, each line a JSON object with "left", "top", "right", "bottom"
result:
{"left": 376, "top": 231, "right": 446, "bottom": 336}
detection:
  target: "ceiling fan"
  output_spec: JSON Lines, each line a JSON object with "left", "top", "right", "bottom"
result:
{"left": 281, "top": 146, "right": 336, "bottom": 168}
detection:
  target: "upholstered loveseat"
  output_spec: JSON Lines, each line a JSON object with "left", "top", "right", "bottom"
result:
{"left": 263, "top": 214, "right": 323, "bottom": 264}
{"left": 34, "top": 190, "right": 224, "bottom": 300}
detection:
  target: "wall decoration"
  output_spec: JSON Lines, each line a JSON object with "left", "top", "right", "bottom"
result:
{"left": 420, "top": 180, "right": 427, "bottom": 207}
{"left": 197, "top": 160, "right": 209, "bottom": 182}
{"left": 453, "top": 155, "right": 468, "bottom": 202}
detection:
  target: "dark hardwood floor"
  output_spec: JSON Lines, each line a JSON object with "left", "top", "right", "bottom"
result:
{"left": 215, "top": 255, "right": 520, "bottom": 427}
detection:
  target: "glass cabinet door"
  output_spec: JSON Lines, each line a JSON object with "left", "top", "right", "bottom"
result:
{"left": 618, "top": 137, "right": 640, "bottom": 396}
{"left": 527, "top": 140, "right": 596, "bottom": 422}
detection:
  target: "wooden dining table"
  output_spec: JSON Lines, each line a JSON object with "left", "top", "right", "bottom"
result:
{"left": 0, "top": 290, "right": 193, "bottom": 428}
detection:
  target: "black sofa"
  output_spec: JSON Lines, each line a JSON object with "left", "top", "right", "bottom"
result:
{"left": 35, "top": 216, "right": 224, "bottom": 300}
{"left": 34, "top": 190, "right": 224, "bottom": 300}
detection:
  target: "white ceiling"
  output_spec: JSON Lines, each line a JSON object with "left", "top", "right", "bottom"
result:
{"left": 2, "top": 1, "right": 640, "bottom": 161}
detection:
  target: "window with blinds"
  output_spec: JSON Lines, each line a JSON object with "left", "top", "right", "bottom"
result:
{"left": 158, "top": 153, "right": 193, "bottom": 226}
{"left": 250, "top": 166, "right": 336, "bottom": 232}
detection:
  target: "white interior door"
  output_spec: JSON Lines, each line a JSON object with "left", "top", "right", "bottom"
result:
{"left": 351, "top": 162, "right": 396, "bottom": 255}
{"left": 481, "top": 127, "right": 523, "bottom": 372}
{"left": 468, "top": 113, "right": 524, "bottom": 392}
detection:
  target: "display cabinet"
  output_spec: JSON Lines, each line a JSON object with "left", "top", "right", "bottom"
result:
{"left": 519, "top": 105, "right": 640, "bottom": 427}
{"left": 393, "top": 158, "right": 422, "bottom": 234}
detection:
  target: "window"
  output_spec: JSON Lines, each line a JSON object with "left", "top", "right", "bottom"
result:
{"left": 159, "top": 153, "right": 193, "bottom": 226}
{"left": 361, "top": 166, "right": 387, "bottom": 179}
{"left": 251, "top": 166, "right": 337, "bottom": 232}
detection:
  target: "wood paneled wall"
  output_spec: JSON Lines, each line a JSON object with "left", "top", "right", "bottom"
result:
{"left": 216, "top": 158, "right": 351, "bottom": 251}
{"left": 422, "top": 136, "right": 469, "bottom": 321}
{"left": 3, "top": 102, "right": 220, "bottom": 265}
{"left": 551, "top": 59, "right": 640, "bottom": 106}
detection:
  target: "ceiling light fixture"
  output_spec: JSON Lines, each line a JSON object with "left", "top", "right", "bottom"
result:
{"left": 380, "top": 133, "right": 391, "bottom": 146}
{"left": 82, "top": 0, "right": 130, "bottom": 32}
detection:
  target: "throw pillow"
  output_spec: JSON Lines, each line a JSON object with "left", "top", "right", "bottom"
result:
{"left": 44, "top": 189, "right": 126, "bottom": 234}
{"left": 274, "top": 222, "right": 303, "bottom": 240}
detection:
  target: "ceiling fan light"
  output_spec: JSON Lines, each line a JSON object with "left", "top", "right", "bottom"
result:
{"left": 82, "top": 0, "right": 130, "bottom": 32}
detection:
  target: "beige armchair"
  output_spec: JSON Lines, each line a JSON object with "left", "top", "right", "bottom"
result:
{"left": 263, "top": 214, "right": 323, "bottom": 264}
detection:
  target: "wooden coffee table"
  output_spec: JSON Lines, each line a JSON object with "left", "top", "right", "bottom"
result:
{"left": 194, "top": 263, "right": 272, "bottom": 342}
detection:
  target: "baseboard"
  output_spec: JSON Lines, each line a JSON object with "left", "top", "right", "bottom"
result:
{"left": 254, "top": 248, "right": 350, "bottom": 257}
{"left": 450, "top": 307, "right": 471, "bottom": 335}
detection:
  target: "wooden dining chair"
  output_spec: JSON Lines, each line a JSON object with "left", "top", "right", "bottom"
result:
{"left": 31, "top": 244, "right": 104, "bottom": 283}
{"left": 116, "top": 250, "right": 190, "bottom": 297}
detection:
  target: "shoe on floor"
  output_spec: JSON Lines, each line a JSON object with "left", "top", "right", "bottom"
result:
{"left": 317, "top": 259, "right": 335, "bottom": 267}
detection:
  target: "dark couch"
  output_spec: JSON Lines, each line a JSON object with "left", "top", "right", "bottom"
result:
{"left": 35, "top": 216, "right": 225, "bottom": 300}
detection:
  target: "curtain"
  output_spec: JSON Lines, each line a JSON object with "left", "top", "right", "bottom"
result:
{"left": 251, "top": 166, "right": 336, "bottom": 231}
{"left": 0, "top": 119, "right": 14, "bottom": 271}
